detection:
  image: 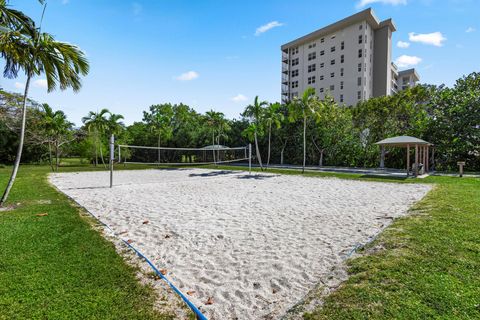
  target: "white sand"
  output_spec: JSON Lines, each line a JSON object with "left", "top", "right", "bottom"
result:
{"left": 50, "top": 169, "right": 431, "bottom": 319}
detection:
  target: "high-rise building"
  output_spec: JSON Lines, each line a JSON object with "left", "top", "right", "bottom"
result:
{"left": 281, "top": 8, "right": 419, "bottom": 105}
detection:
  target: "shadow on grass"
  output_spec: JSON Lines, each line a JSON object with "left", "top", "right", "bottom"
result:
{"left": 359, "top": 174, "right": 409, "bottom": 181}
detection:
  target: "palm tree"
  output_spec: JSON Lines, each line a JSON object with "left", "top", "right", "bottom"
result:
{"left": 42, "top": 104, "right": 72, "bottom": 171}
{"left": 205, "top": 110, "right": 224, "bottom": 164}
{"left": 242, "top": 96, "right": 268, "bottom": 170}
{"left": 0, "top": 2, "right": 89, "bottom": 206}
{"left": 82, "top": 109, "right": 109, "bottom": 167}
{"left": 263, "top": 102, "right": 284, "bottom": 169}
{"left": 288, "top": 88, "right": 322, "bottom": 173}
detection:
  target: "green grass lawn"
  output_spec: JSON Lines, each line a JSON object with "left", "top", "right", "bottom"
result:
{"left": 0, "top": 163, "right": 190, "bottom": 320}
{"left": 1, "top": 162, "right": 479, "bottom": 319}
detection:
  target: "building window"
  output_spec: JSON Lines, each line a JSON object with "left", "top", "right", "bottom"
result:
{"left": 330, "top": 59, "right": 335, "bottom": 65}
{"left": 291, "top": 92, "right": 298, "bottom": 98}
{"left": 320, "top": 50, "right": 325, "bottom": 56}
{"left": 308, "top": 42, "right": 316, "bottom": 49}
{"left": 340, "top": 68, "right": 344, "bottom": 77}
{"left": 365, "top": 35, "right": 367, "bottom": 44}
{"left": 320, "top": 38, "right": 325, "bottom": 43}
{"left": 290, "top": 47, "right": 298, "bottom": 55}
{"left": 320, "top": 62, "right": 324, "bottom": 68}
{"left": 291, "top": 58, "right": 299, "bottom": 66}
{"left": 291, "top": 69, "right": 299, "bottom": 77}
{"left": 330, "top": 72, "right": 335, "bottom": 78}
{"left": 340, "top": 81, "right": 344, "bottom": 90}
{"left": 359, "top": 24, "right": 363, "bottom": 30}
{"left": 308, "top": 76, "right": 316, "bottom": 84}
{"left": 341, "top": 41, "right": 344, "bottom": 50}
{"left": 308, "top": 52, "right": 316, "bottom": 61}
{"left": 319, "top": 87, "right": 324, "bottom": 93}
{"left": 357, "top": 91, "right": 361, "bottom": 99}
{"left": 341, "top": 55, "right": 344, "bottom": 63}
{"left": 358, "top": 49, "right": 362, "bottom": 58}
{"left": 358, "top": 63, "right": 362, "bottom": 72}
{"left": 331, "top": 46, "right": 336, "bottom": 52}
{"left": 340, "top": 94, "right": 344, "bottom": 102}
{"left": 358, "top": 77, "right": 362, "bottom": 86}
{"left": 320, "top": 75, "right": 324, "bottom": 80}
{"left": 307, "top": 64, "right": 316, "bottom": 73}
{"left": 291, "top": 81, "right": 299, "bottom": 88}
{"left": 330, "top": 85, "right": 335, "bottom": 91}
{"left": 358, "top": 35, "right": 363, "bottom": 44}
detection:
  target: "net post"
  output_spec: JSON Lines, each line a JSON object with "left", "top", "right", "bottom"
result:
{"left": 248, "top": 143, "right": 252, "bottom": 175}
{"left": 118, "top": 144, "right": 121, "bottom": 163}
{"left": 110, "top": 134, "right": 114, "bottom": 188}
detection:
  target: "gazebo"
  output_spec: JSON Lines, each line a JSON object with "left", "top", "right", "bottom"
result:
{"left": 375, "top": 136, "right": 433, "bottom": 177}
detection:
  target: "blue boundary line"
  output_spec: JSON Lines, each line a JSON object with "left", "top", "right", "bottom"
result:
{"left": 67, "top": 194, "right": 208, "bottom": 320}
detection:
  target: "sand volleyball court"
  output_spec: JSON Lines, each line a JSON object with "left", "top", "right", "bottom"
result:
{"left": 50, "top": 168, "right": 431, "bottom": 319}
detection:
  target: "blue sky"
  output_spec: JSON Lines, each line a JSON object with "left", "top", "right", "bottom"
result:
{"left": 1, "top": 0, "right": 479, "bottom": 126}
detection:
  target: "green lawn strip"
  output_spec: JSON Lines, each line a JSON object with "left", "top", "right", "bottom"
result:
{"left": 0, "top": 165, "right": 185, "bottom": 319}
{"left": 302, "top": 178, "right": 480, "bottom": 319}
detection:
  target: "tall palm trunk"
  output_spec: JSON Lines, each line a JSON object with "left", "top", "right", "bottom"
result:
{"left": 48, "top": 142, "right": 54, "bottom": 172}
{"left": 1, "top": 74, "right": 31, "bottom": 206}
{"left": 254, "top": 130, "right": 263, "bottom": 170}
{"left": 94, "top": 129, "right": 98, "bottom": 167}
{"left": 302, "top": 115, "right": 306, "bottom": 173}
{"left": 157, "top": 133, "right": 161, "bottom": 164}
{"left": 55, "top": 140, "right": 60, "bottom": 172}
{"left": 266, "top": 122, "right": 272, "bottom": 169}
{"left": 212, "top": 131, "right": 216, "bottom": 164}
{"left": 99, "top": 140, "right": 106, "bottom": 168}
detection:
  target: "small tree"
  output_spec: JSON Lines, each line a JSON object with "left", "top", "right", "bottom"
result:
{"left": 242, "top": 96, "right": 268, "bottom": 170}
{"left": 263, "top": 102, "right": 284, "bottom": 169}
{"left": 143, "top": 104, "right": 174, "bottom": 163}
{"left": 288, "top": 88, "right": 322, "bottom": 173}
{"left": 82, "top": 109, "right": 109, "bottom": 167}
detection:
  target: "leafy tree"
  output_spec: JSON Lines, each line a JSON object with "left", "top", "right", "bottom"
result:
{"left": 0, "top": 1, "right": 89, "bottom": 206}
{"left": 288, "top": 88, "right": 322, "bottom": 173}
{"left": 143, "top": 104, "right": 174, "bottom": 163}
{"left": 242, "top": 96, "right": 267, "bottom": 170}
{"left": 42, "top": 104, "right": 73, "bottom": 171}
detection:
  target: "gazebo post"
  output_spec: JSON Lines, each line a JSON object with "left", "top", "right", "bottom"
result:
{"left": 415, "top": 144, "right": 419, "bottom": 177}
{"left": 406, "top": 144, "right": 410, "bottom": 176}
{"left": 431, "top": 147, "right": 435, "bottom": 171}
{"left": 425, "top": 145, "right": 429, "bottom": 173}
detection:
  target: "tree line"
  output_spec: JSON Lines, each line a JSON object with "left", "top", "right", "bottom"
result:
{"left": 1, "top": 71, "right": 479, "bottom": 174}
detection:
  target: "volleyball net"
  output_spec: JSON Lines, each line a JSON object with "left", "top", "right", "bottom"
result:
{"left": 117, "top": 144, "right": 251, "bottom": 166}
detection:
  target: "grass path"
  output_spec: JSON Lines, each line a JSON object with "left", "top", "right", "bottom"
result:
{"left": 0, "top": 165, "right": 187, "bottom": 319}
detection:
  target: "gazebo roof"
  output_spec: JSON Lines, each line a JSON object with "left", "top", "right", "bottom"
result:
{"left": 375, "top": 136, "right": 432, "bottom": 147}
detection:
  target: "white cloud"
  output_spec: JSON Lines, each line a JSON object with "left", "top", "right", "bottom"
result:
{"left": 408, "top": 32, "right": 446, "bottom": 47}
{"left": 231, "top": 94, "right": 248, "bottom": 103}
{"left": 175, "top": 71, "right": 199, "bottom": 81}
{"left": 33, "top": 79, "right": 48, "bottom": 89}
{"left": 14, "top": 82, "right": 24, "bottom": 89}
{"left": 356, "top": 0, "right": 407, "bottom": 9}
{"left": 255, "top": 21, "right": 284, "bottom": 36}
{"left": 395, "top": 55, "right": 422, "bottom": 68}
{"left": 466, "top": 27, "right": 475, "bottom": 33}
{"left": 62, "top": 0, "right": 69, "bottom": 4}
{"left": 397, "top": 41, "right": 410, "bottom": 48}
{"left": 132, "top": 2, "right": 142, "bottom": 16}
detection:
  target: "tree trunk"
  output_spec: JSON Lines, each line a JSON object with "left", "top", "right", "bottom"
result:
{"left": 254, "top": 130, "right": 263, "bottom": 170}
{"left": 157, "top": 133, "right": 161, "bottom": 164}
{"left": 48, "top": 142, "right": 54, "bottom": 172}
{"left": 1, "top": 75, "right": 31, "bottom": 206}
{"left": 280, "top": 139, "right": 287, "bottom": 165}
{"left": 94, "top": 129, "right": 98, "bottom": 167}
{"left": 302, "top": 115, "right": 306, "bottom": 173}
{"left": 266, "top": 122, "right": 272, "bottom": 169}
{"left": 55, "top": 140, "right": 60, "bottom": 172}
{"left": 319, "top": 149, "right": 324, "bottom": 167}
{"left": 212, "top": 131, "right": 216, "bottom": 164}
{"left": 99, "top": 140, "right": 106, "bottom": 168}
